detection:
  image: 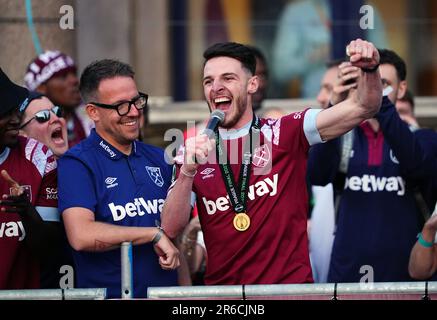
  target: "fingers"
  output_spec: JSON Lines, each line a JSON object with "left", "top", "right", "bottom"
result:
{"left": 346, "top": 38, "right": 379, "bottom": 67}
{"left": 158, "top": 250, "right": 180, "bottom": 270}
{"left": 185, "top": 134, "right": 215, "bottom": 165}
{"left": 159, "top": 255, "right": 180, "bottom": 270}
{"left": 1, "top": 170, "right": 23, "bottom": 196}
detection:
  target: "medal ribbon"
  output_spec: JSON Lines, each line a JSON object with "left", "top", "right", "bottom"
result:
{"left": 216, "top": 115, "right": 260, "bottom": 214}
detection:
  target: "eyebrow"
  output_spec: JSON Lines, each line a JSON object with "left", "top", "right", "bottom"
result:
{"left": 109, "top": 93, "right": 141, "bottom": 105}
{"left": 203, "top": 72, "right": 238, "bottom": 81}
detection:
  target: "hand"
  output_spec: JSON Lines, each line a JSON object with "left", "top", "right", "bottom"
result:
{"left": 154, "top": 232, "right": 180, "bottom": 270}
{"left": 184, "top": 133, "right": 215, "bottom": 168}
{"left": 424, "top": 213, "right": 437, "bottom": 235}
{"left": 1, "top": 170, "right": 24, "bottom": 196}
{"left": 0, "top": 170, "right": 32, "bottom": 215}
{"left": 330, "top": 62, "right": 360, "bottom": 105}
{"left": 182, "top": 216, "right": 201, "bottom": 244}
{"left": 346, "top": 38, "right": 380, "bottom": 69}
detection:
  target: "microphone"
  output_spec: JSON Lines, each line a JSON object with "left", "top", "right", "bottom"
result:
{"left": 202, "top": 109, "right": 225, "bottom": 139}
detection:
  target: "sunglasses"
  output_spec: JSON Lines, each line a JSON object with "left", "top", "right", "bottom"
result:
{"left": 20, "top": 106, "right": 63, "bottom": 129}
{"left": 90, "top": 92, "right": 148, "bottom": 116}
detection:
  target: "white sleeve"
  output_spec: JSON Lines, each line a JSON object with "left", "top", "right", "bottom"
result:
{"left": 303, "top": 108, "right": 324, "bottom": 146}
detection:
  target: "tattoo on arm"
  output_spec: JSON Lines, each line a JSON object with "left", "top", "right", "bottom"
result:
{"left": 94, "top": 239, "right": 119, "bottom": 252}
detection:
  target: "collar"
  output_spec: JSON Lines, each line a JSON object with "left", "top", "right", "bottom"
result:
{"left": 89, "top": 129, "right": 139, "bottom": 160}
{"left": 218, "top": 119, "right": 252, "bottom": 140}
{"left": 0, "top": 147, "right": 10, "bottom": 166}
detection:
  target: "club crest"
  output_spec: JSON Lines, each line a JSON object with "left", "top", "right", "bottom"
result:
{"left": 252, "top": 144, "right": 271, "bottom": 168}
{"left": 146, "top": 166, "right": 164, "bottom": 187}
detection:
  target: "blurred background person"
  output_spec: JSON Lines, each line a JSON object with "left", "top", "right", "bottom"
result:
{"left": 272, "top": 0, "right": 387, "bottom": 98}
{"left": 24, "top": 50, "right": 93, "bottom": 148}
{"left": 396, "top": 90, "right": 419, "bottom": 129}
{"left": 309, "top": 49, "right": 436, "bottom": 283}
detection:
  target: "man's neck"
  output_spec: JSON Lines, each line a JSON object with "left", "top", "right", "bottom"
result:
{"left": 366, "top": 118, "right": 380, "bottom": 132}
{"left": 96, "top": 129, "right": 132, "bottom": 155}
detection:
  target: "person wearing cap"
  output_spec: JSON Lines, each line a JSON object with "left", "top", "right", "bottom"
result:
{"left": 0, "top": 68, "right": 62, "bottom": 289}
{"left": 24, "top": 50, "right": 93, "bottom": 148}
{"left": 19, "top": 92, "right": 68, "bottom": 158}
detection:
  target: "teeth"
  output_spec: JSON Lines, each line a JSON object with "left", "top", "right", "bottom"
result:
{"left": 214, "top": 97, "right": 230, "bottom": 103}
{"left": 123, "top": 121, "right": 137, "bottom": 126}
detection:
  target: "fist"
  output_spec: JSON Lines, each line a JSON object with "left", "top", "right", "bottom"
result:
{"left": 346, "top": 38, "right": 380, "bottom": 69}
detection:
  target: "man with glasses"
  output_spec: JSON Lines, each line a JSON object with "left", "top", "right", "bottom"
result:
{"left": 0, "top": 68, "right": 61, "bottom": 289}
{"left": 57, "top": 59, "right": 179, "bottom": 299}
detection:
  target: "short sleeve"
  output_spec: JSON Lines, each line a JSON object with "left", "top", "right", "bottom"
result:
{"left": 58, "top": 155, "right": 97, "bottom": 214}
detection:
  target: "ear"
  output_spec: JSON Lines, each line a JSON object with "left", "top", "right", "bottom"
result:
{"left": 397, "top": 80, "right": 407, "bottom": 100}
{"left": 86, "top": 103, "right": 99, "bottom": 122}
{"left": 247, "top": 75, "right": 259, "bottom": 95}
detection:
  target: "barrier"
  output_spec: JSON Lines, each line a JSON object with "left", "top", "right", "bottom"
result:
{"left": 147, "top": 282, "right": 437, "bottom": 300}
{"left": 0, "top": 288, "right": 106, "bottom": 300}
{"left": 121, "top": 241, "right": 133, "bottom": 299}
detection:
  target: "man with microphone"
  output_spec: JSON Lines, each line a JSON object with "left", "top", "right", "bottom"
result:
{"left": 162, "top": 39, "right": 382, "bottom": 285}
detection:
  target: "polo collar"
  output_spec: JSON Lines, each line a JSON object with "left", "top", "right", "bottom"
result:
{"left": 218, "top": 119, "right": 252, "bottom": 140}
{"left": 89, "top": 129, "right": 139, "bottom": 160}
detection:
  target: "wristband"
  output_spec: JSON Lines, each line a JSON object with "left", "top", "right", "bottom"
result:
{"left": 417, "top": 232, "right": 434, "bottom": 248}
{"left": 361, "top": 63, "right": 380, "bottom": 73}
{"left": 180, "top": 166, "right": 197, "bottom": 178}
{"left": 152, "top": 228, "right": 164, "bottom": 245}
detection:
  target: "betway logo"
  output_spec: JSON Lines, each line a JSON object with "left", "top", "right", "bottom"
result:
{"left": 345, "top": 175, "right": 405, "bottom": 196}
{"left": 99, "top": 140, "right": 116, "bottom": 158}
{"left": 202, "top": 174, "right": 278, "bottom": 215}
{"left": 108, "top": 198, "right": 165, "bottom": 221}
{"left": 0, "top": 221, "right": 26, "bottom": 241}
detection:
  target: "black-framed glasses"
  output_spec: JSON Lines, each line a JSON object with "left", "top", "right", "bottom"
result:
{"left": 90, "top": 92, "right": 148, "bottom": 116}
{"left": 20, "top": 106, "right": 63, "bottom": 129}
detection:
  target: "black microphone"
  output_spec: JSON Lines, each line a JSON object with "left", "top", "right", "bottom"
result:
{"left": 202, "top": 109, "right": 225, "bottom": 139}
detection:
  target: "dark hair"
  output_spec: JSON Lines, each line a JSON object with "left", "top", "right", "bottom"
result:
{"left": 79, "top": 59, "right": 135, "bottom": 103}
{"left": 378, "top": 49, "right": 407, "bottom": 81}
{"left": 247, "top": 45, "right": 269, "bottom": 78}
{"left": 203, "top": 42, "right": 256, "bottom": 75}
{"left": 399, "top": 89, "right": 415, "bottom": 110}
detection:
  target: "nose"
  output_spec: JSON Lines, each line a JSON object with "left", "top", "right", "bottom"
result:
{"left": 211, "top": 79, "right": 225, "bottom": 92}
{"left": 66, "top": 72, "right": 79, "bottom": 86}
{"left": 316, "top": 89, "right": 327, "bottom": 109}
{"left": 127, "top": 102, "right": 141, "bottom": 117}
{"left": 49, "top": 111, "right": 61, "bottom": 123}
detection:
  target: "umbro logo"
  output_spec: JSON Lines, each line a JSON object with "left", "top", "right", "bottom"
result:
{"left": 105, "top": 177, "right": 119, "bottom": 189}
{"left": 200, "top": 168, "right": 215, "bottom": 180}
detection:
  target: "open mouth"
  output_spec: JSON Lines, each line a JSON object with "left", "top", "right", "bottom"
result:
{"left": 213, "top": 96, "right": 232, "bottom": 111}
{"left": 51, "top": 127, "right": 65, "bottom": 145}
{"left": 121, "top": 119, "right": 138, "bottom": 127}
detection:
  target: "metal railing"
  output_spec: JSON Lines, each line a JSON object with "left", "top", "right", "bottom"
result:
{"left": 0, "top": 288, "right": 106, "bottom": 300}
{"left": 147, "top": 282, "right": 437, "bottom": 300}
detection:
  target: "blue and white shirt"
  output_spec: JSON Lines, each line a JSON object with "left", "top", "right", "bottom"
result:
{"left": 58, "top": 129, "right": 177, "bottom": 298}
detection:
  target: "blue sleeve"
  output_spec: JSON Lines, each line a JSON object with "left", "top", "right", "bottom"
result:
{"left": 375, "top": 96, "right": 434, "bottom": 179}
{"left": 58, "top": 155, "right": 97, "bottom": 214}
{"left": 308, "top": 138, "right": 341, "bottom": 186}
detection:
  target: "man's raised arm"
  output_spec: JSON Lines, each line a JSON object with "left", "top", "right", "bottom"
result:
{"left": 316, "top": 39, "right": 383, "bottom": 141}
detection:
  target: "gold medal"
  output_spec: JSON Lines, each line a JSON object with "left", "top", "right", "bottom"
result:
{"left": 233, "top": 213, "right": 250, "bottom": 231}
